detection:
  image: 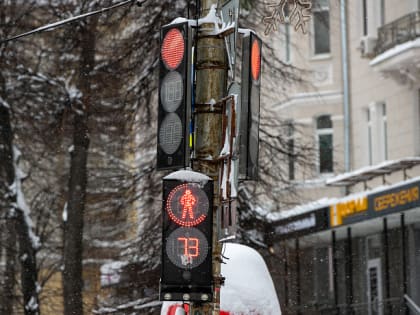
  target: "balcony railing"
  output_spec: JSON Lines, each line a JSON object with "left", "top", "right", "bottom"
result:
{"left": 376, "top": 11, "right": 420, "bottom": 55}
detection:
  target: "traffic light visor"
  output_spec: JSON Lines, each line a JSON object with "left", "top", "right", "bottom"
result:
{"left": 251, "top": 39, "right": 261, "bottom": 82}
{"left": 161, "top": 28, "right": 185, "bottom": 70}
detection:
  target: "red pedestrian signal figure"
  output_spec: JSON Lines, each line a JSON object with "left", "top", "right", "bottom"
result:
{"left": 166, "top": 183, "right": 208, "bottom": 227}
{"left": 180, "top": 189, "right": 196, "bottom": 220}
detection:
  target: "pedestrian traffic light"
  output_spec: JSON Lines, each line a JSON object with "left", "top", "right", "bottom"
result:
{"left": 239, "top": 33, "right": 262, "bottom": 180}
{"left": 160, "top": 171, "right": 213, "bottom": 302}
{"left": 157, "top": 22, "right": 192, "bottom": 170}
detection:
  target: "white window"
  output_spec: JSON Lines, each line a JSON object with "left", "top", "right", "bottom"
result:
{"left": 361, "top": 0, "right": 384, "bottom": 37}
{"left": 417, "top": 90, "right": 420, "bottom": 155}
{"left": 316, "top": 115, "right": 333, "bottom": 173}
{"left": 285, "top": 23, "right": 291, "bottom": 63}
{"left": 366, "top": 102, "right": 388, "bottom": 165}
{"left": 381, "top": 103, "right": 388, "bottom": 161}
{"left": 312, "top": 0, "right": 330, "bottom": 55}
{"left": 367, "top": 108, "right": 373, "bottom": 165}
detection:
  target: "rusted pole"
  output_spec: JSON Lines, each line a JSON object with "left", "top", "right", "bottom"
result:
{"left": 191, "top": 0, "right": 227, "bottom": 314}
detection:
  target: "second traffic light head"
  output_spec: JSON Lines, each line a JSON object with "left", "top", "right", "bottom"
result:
{"left": 157, "top": 22, "right": 193, "bottom": 171}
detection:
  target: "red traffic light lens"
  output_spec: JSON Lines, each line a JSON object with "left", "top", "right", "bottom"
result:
{"left": 251, "top": 39, "right": 261, "bottom": 81}
{"left": 166, "top": 183, "right": 209, "bottom": 227}
{"left": 161, "top": 28, "right": 185, "bottom": 70}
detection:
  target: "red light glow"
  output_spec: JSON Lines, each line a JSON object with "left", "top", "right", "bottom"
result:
{"left": 166, "top": 184, "right": 208, "bottom": 227}
{"left": 180, "top": 189, "right": 196, "bottom": 219}
{"left": 178, "top": 237, "right": 199, "bottom": 258}
{"left": 251, "top": 39, "right": 261, "bottom": 81}
{"left": 161, "top": 28, "right": 185, "bottom": 70}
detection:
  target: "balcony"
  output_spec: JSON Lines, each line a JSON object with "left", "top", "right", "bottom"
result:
{"left": 370, "top": 11, "right": 420, "bottom": 85}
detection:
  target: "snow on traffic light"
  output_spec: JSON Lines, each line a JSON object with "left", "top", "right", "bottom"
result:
{"left": 160, "top": 170, "right": 213, "bottom": 302}
{"left": 157, "top": 23, "right": 192, "bottom": 170}
{"left": 239, "top": 33, "right": 262, "bottom": 181}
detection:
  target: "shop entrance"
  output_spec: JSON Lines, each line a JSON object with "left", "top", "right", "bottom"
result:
{"left": 367, "top": 258, "right": 383, "bottom": 315}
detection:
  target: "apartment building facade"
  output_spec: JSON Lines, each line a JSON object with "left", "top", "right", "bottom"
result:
{"left": 266, "top": 1, "right": 420, "bottom": 314}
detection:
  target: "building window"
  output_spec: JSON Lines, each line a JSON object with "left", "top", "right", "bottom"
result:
{"left": 285, "top": 23, "right": 291, "bottom": 63}
{"left": 284, "top": 4, "right": 291, "bottom": 63}
{"left": 381, "top": 103, "right": 388, "bottom": 161}
{"left": 362, "top": 0, "right": 368, "bottom": 36}
{"left": 367, "top": 102, "right": 388, "bottom": 165}
{"left": 313, "top": 0, "right": 330, "bottom": 55}
{"left": 316, "top": 115, "right": 333, "bottom": 173}
{"left": 367, "top": 109, "right": 373, "bottom": 165}
{"left": 287, "top": 121, "right": 295, "bottom": 180}
{"left": 361, "top": 0, "right": 384, "bottom": 37}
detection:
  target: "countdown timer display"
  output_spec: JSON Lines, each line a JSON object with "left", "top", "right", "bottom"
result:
{"left": 166, "top": 183, "right": 209, "bottom": 227}
{"left": 165, "top": 227, "right": 209, "bottom": 269}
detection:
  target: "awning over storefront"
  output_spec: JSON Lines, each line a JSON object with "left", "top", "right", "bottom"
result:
{"left": 269, "top": 178, "right": 420, "bottom": 241}
{"left": 326, "top": 158, "right": 420, "bottom": 187}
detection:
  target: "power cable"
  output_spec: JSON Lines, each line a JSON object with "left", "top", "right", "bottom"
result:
{"left": 0, "top": 0, "right": 147, "bottom": 44}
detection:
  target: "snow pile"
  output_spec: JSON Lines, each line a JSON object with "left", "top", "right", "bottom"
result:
{"left": 220, "top": 243, "right": 281, "bottom": 315}
{"left": 164, "top": 170, "right": 211, "bottom": 184}
{"left": 168, "top": 5, "right": 236, "bottom": 36}
{"left": 0, "top": 96, "right": 11, "bottom": 108}
{"left": 161, "top": 243, "right": 281, "bottom": 315}
{"left": 100, "top": 261, "right": 129, "bottom": 287}
{"left": 370, "top": 37, "right": 420, "bottom": 66}
{"left": 326, "top": 157, "right": 420, "bottom": 185}
{"left": 11, "top": 146, "right": 41, "bottom": 250}
{"left": 25, "top": 296, "right": 39, "bottom": 312}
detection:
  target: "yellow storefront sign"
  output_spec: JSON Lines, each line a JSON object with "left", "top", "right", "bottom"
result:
{"left": 330, "top": 196, "right": 368, "bottom": 227}
{"left": 374, "top": 186, "right": 419, "bottom": 212}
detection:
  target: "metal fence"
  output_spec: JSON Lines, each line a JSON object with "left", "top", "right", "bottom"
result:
{"left": 376, "top": 11, "right": 420, "bottom": 55}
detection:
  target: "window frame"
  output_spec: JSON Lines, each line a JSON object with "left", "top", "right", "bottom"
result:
{"left": 367, "top": 108, "right": 373, "bottom": 165}
{"left": 316, "top": 115, "right": 334, "bottom": 174}
{"left": 380, "top": 103, "right": 388, "bottom": 161}
{"left": 286, "top": 121, "right": 295, "bottom": 180}
{"left": 311, "top": 0, "right": 331, "bottom": 56}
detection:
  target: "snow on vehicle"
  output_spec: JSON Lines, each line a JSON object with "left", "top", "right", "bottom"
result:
{"left": 161, "top": 243, "right": 281, "bottom": 315}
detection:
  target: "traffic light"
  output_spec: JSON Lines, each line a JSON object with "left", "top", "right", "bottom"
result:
{"left": 239, "top": 33, "right": 262, "bottom": 180}
{"left": 157, "top": 22, "right": 192, "bottom": 170}
{"left": 160, "top": 171, "right": 213, "bottom": 302}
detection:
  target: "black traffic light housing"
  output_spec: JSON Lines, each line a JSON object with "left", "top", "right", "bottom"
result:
{"left": 239, "top": 33, "right": 262, "bottom": 181}
{"left": 160, "top": 171, "right": 213, "bottom": 302}
{"left": 157, "top": 22, "right": 192, "bottom": 170}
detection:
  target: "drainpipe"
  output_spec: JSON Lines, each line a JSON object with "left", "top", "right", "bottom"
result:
{"left": 340, "top": 0, "right": 351, "bottom": 174}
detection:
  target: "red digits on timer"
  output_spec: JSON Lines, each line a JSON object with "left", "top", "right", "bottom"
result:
{"left": 178, "top": 237, "right": 199, "bottom": 258}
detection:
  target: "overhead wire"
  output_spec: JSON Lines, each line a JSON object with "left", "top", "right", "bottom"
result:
{"left": 0, "top": 0, "right": 147, "bottom": 44}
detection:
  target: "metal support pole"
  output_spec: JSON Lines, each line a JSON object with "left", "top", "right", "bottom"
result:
{"left": 401, "top": 214, "right": 409, "bottom": 315}
{"left": 191, "top": 1, "right": 227, "bottom": 314}
{"left": 332, "top": 230, "right": 339, "bottom": 314}
{"left": 340, "top": 0, "right": 351, "bottom": 173}
{"left": 383, "top": 218, "right": 391, "bottom": 315}
{"left": 295, "top": 238, "right": 301, "bottom": 315}
{"left": 284, "top": 243, "right": 289, "bottom": 308}
{"left": 346, "top": 227, "right": 353, "bottom": 315}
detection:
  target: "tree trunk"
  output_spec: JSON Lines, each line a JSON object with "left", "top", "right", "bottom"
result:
{"left": 0, "top": 60, "right": 17, "bottom": 315}
{"left": 62, "top": 18, "right": 96, "bottom": 315}
{"left": 16, "top": 209, "right": 40, "bottom": 315}
{"left": 0, "top": 92, "right": 40, "bottom": 314}
{"left": 3, "top": 213, "right": 16, "bottom": 315}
